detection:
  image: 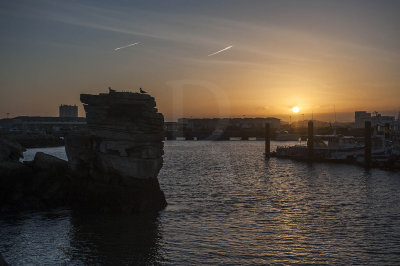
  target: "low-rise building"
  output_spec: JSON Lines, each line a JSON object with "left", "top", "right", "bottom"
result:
{"left": 0, "top": 116, "right": 86, "bottom": 134}
{"left": 59, "top": 105, "right": 78, "bottom": 118}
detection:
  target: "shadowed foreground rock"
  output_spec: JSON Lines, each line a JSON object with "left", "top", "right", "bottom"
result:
{"left": 0, "top": 137, "right": 30, "bottom": 182}
{"left": 0, "top": 252, "right": 8, "bottom": 266}
{"left": 0, "top": 150, "right": 70, "bottom": 212}
{"left": 0, "top": 90, "right": 167, "bottom": 214}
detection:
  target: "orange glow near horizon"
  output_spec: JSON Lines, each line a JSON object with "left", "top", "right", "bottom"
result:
{"left": 1, "top": 1, "right": 400, "bottom": 123}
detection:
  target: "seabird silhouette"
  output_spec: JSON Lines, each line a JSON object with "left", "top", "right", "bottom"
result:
{"left": 140, "top": 88, "right": 147, "bottom": 94}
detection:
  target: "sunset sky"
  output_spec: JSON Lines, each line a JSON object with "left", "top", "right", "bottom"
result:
{"left": 1, "top": 0, "right": 400, "bottom": 122}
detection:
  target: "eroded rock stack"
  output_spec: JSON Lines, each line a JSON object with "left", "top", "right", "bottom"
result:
{"left": 65, "top": 90, "right": 167, "bottom": 213}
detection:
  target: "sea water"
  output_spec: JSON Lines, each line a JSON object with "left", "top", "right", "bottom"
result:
{"left": 1, "top": 141, "right": 400, "bottom": 264}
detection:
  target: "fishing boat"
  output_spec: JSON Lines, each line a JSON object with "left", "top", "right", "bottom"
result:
{"left": 275, "top": 134, "right": 364, "bottom": 161}
{"left": 275, "top": 130, "right": 300, "bottom": 141}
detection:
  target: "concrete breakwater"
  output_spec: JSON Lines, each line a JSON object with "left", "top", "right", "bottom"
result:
{"left": 0, "top": 134, "right": 64, "bottom": 149}
{"left": 0, "top": 90, "right": 167, "bottom": 213}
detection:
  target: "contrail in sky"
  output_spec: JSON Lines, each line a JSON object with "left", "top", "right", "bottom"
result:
{"left": 207, "top": 45, "right": 233, "bottom": 56}
{"left": 114, "top": 42, "right": 140, "bottom": 51}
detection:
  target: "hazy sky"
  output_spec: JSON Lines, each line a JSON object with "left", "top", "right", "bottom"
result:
{"left": 1, "top": 0, "right": 400, "bottom": 121}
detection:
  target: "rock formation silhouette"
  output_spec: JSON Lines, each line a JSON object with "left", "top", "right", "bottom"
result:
{"left": 0, "top": 90, "right": 167, "bottom": 214}
{"left": 65, "top": 90, "right": 167, "bottom": 213}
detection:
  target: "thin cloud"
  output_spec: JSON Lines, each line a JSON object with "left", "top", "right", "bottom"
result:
{"left": 114, "top": 42, "right": 140, "bottom": 51}
{"left": 208, "top": 45, "right": 233, "bottom": 56}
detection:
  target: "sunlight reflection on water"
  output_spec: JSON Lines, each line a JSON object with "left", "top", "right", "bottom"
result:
{"left": 2, "top": 141, "right": 400, "bottom": 264}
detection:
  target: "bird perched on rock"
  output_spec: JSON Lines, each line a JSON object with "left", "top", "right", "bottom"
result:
{"left": 139, "top": 88, "right": 147, "bottom": 94}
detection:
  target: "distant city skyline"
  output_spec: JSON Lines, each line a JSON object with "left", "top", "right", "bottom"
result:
{"left": 1, "top": 0, "right": 400, "bottom": 121}
{"left": 3, "top": 106, "right": 399, "bottom": 124}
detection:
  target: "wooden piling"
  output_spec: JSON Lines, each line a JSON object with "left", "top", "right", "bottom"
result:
{"left": 307, "top": 120, "right": 314, "bottom": 159}
{"left": 265, "top": 122, "right": 270, "bottom": 157}
{"left": 365, "top": 120, "right": 371, "bottom": 168}
{"left": 385, "top": 122, "right": 390, "bottom": 139}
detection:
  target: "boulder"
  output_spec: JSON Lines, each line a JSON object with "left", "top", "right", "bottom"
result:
{"left": 0, "top": 153, "right": 70, "bottom": 212}
{"left": 0, "top": 137, "right": 25, "bottom": 162}
{"left": 32, "top": 152, "right": 68, "bottom": 172}
{"left": 0, "top": 137, "right": 31, "bottom": 188}
{"left": 0, "top": 161, "right": 32, "bottom": 178}
{"left": 0, "top": 139, "right": 70, "bottom": 212}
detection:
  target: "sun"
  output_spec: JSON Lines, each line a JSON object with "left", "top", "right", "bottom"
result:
{"left": 292, "top": 106, "right": 300, "bottom": 113}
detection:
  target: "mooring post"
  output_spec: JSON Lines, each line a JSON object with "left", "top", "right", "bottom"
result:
{"left": 385, "top": 122, "right": 390, "bottom": 139}
{"left": 307, "top": 120, "right": 314, "bottom": 159}
{"left": 265, "top": 122, "right": 270, "bottom": 158}
{"left": 365, "top": 120, "right": 371, "bottom": 168}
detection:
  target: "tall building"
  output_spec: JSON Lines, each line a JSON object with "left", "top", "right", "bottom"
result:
{"left": 355, "top": 111, "right": 371, "bottom": 128}
{"left": 59, "top": 105, "right": 78, "bottom": 118}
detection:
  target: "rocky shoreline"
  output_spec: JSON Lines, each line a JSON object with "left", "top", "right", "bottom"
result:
{"left": 0, "top": 150, "right": 70, "bottom": 212}
{"left": 0, "top": 90, "right": 167, "bottom": 214}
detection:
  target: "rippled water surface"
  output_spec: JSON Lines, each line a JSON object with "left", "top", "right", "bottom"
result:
{"left": 2, "top": 141, "right": 400, "bottom": 264}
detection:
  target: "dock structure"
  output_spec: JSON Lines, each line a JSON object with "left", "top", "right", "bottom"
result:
{"left": 271, "top": 117, "right": 400, "bottom": 170}
{"left": 265, "top": 122, "right": 270, "bottom": 157}
{"left": 365, "top": 120, "right": 372, "bottom": 168}
{"left": 307, "top": 120, "right": 314, "bottom": 159}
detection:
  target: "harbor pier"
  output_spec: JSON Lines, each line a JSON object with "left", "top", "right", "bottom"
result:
{"left": 307, "top": 120, "right": 314, "bottom": 159}
{"left": 265, "top": 122, "right": 270, "bottom": 157}
{"left": 365, "top": 120, "right": 371, "bottom": 168}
